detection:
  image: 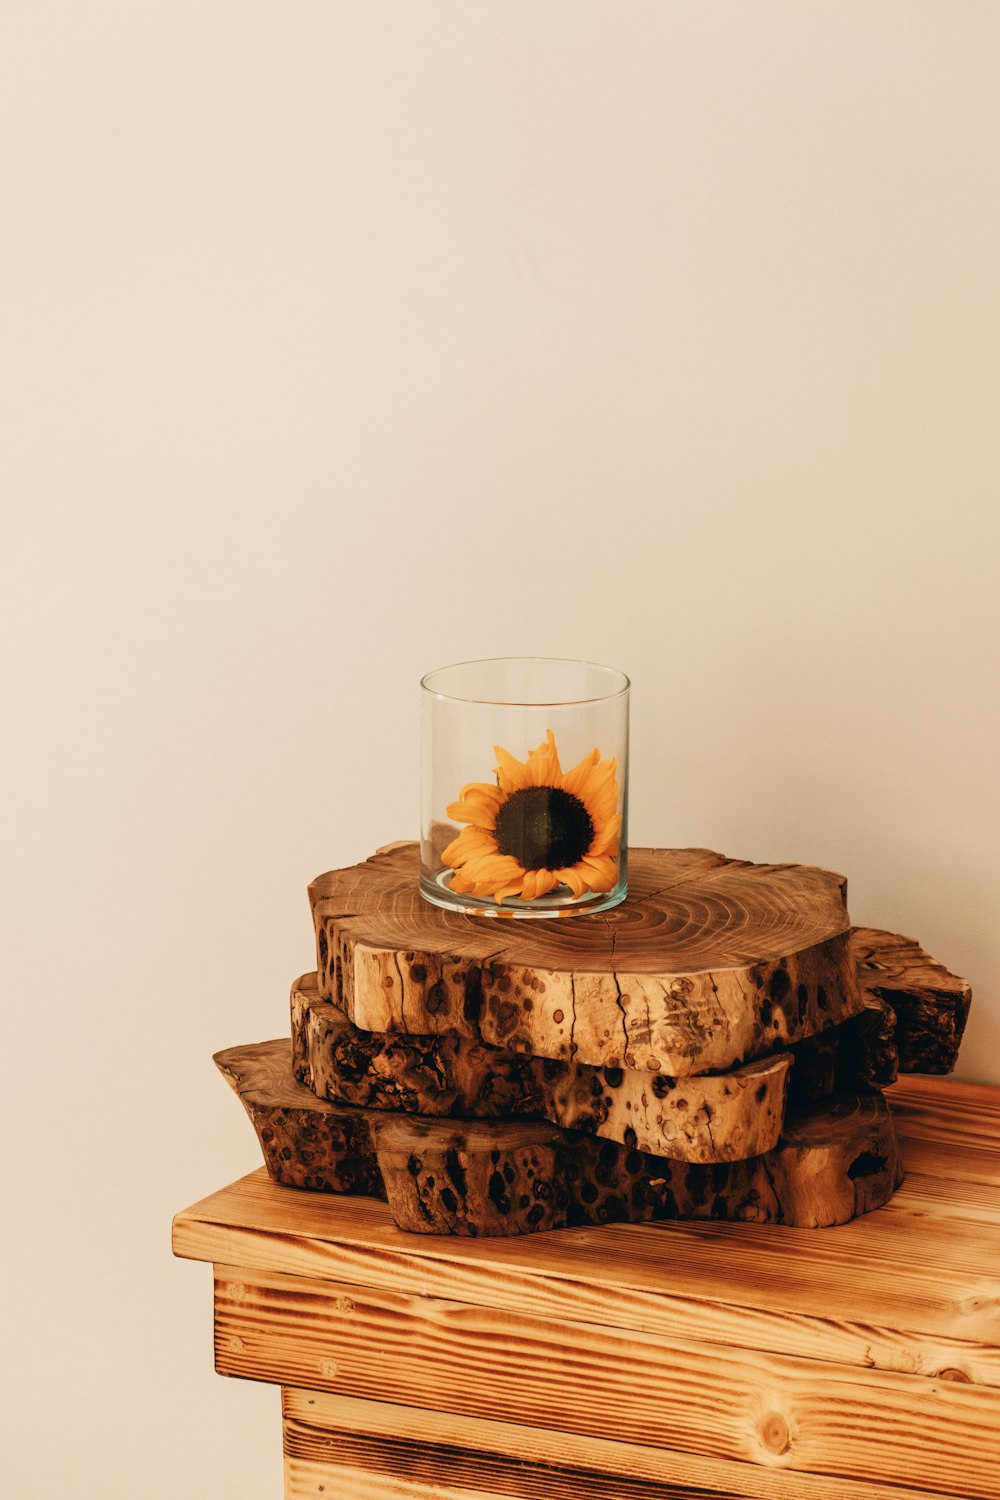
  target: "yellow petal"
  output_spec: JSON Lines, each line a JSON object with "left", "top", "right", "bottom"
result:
{"left": 553, "top": 866, "right": 586, "bottom": 898}
{"left": 562, "top": 748, "right": 601, "bottom": 798}
{"left": 461, "top": 852, "right": 523, "bottom": 883}
{"left": 494, "top": 744, "right": 530, "bottom": 793}
{"left": 579, "top": 762, "right": 619, "bottom": 819}
{"left": 446, "top": 799, "right": 501, "bottom": 830}
{"left": 441, "top": 827, "right": 489, "bottom": 866}
{"left": 580, "top": 759, "right": 617, "bottom": 800}
{"left": 525, "top": 728, "right": 562, "bottom": 787}
{"left": 450, "top": 828, "right": 497, "bottom": 862}
{"left": 588, "top": 813, "right": 622, "bottom": 857}
{"left": 459, "top": 781, "right": 503, "bottom": 805}
{"left": 579, "top": 855, "right": 617, "bottom": 892}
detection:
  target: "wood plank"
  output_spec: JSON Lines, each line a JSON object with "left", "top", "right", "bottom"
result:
{"left": 286, "top": 1460, "right": 479, "bottom": 1500}
{"left": 282, "top": 1387, "right": 968, "bottom": 1500}
{"left": 311, "top": 845, "right": 863, "bottom": 1073}
{"left": 285, "top": 1428, "right": 735, "bottom": 1500}
{"left": 213, "top": 1265, "right": 1000, "bottom": 1498}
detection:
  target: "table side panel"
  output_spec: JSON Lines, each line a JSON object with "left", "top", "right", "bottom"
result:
{"left": 212, "top": 1263, "right": 1000, "bottom": 1499}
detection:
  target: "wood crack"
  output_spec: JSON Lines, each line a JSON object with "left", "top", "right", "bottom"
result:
{"left": 627, "top": 853, "right": 732, "bottom": 910}
{"left": 703, "top": 1104, "right": 717, "bottom": 1158}
{"left": 569, "top": 976, "right": 578, "bottom": 1062}
{"left": 605, "top": 919, "right": 629, "bottom": 1067}
{"left": 393, "top": 952, "right": 407, "bottom": 1031}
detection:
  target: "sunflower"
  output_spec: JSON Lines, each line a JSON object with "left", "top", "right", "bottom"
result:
{"left": 441, "top": 730, "right": 621, "bottom": 902}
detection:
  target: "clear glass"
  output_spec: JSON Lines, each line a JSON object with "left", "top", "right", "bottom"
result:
{"left": 420, "top": 657, "right": 629, "bottom": 918}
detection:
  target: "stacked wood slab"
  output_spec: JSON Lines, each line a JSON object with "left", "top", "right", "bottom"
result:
{"left": 217, "top": 844, "right": 971, "bottom": 1236}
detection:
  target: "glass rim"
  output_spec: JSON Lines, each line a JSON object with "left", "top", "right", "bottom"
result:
{"left": 420, "top": 655, "right": 630, "bottom": 707}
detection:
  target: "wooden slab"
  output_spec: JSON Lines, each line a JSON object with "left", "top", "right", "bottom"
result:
{"left": 291, "top": 972, "right": 792, "bottom": 1163}
{"left": 216, "top": 1039, "right": 901, "bottom": 1233}
{"left": 852, "top": 927, "right": 972, "bottom": 1073}
{"left": 380, "top": 1092, "right": 902, "bottom": 1235}
{"left": 310, "top": 844, "right": 863, "bottom": 1073}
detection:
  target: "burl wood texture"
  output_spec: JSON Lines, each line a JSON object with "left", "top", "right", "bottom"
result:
{"left": 216, "top": 1039, "right": 901, "bottom": 1232}
{"left": 171, "top": 1075, "right": 1000, "bottom": 1500}
{"left": 853, "top": 926, "right": 972, "bottom": 1073}
{"left": 310, "top": 844, "right": 863, "bottom": 1073}
{"left": 379, "top": 1091, "right": 901, "bottom": 1234}
{"left": 215, "top": 1042, "right": 386, "bottom": 1198}
{"left": 291, "top": 973, "right": 791, "bottom": 1163}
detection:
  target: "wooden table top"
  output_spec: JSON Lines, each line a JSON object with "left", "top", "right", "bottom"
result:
{"left": 174, "top": 1074, "right": 1000, "bottom": 1379}
{"left": 176, "top": 1074, "right": 1000, "bottom": 1498}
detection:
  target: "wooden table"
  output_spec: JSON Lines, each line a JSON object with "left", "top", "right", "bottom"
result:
{"left": 173, "top": 1075, "right": 1000, "bottom": 1500}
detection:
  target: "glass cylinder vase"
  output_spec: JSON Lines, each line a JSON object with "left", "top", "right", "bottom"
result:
{"left": 420, "top": 657, "right": 629, "bottom": 918}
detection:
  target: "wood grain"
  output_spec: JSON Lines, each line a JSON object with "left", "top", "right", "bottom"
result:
{"left": 310, "top": 845, "right": 863, "bottom": 1073}
{"left": 213, "top": 1263, "right": 1000, "bottom": 1498}
{"left": 282, "top": 1388, "right": 964, "bottom": 1500}
{"left": 853, "top": 927, "right": 972, "bottom": 1074}
{"left": 217, "top": 1038, "right": 902, "bottom": 1232}
{"left": 291, "top": 973, "right": 792, "bottom": 1163}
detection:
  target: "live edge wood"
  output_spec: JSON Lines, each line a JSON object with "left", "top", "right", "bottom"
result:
{"left": 172, "top": 1075, "right": 1000, "bottom": 1500}
{"left": 216, "top": 1039, "right": 902, "bottom": 1232}
{"left": 310, "top": 844, "right": 864, "bottom": 1074}
{"left": 853, "top": 926, "right": 972, "bottom": 1073}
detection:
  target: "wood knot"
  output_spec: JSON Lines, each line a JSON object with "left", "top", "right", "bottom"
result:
{"left": 938, "top": 1367, "right": 972, "bottom": 1383}
{"left": 760, "top": 1412, "right": 791, "bottom": 1455}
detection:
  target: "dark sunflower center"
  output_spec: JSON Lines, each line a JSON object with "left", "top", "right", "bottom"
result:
{"left": 493, "top": 786, "right": 594, "bottom": 872}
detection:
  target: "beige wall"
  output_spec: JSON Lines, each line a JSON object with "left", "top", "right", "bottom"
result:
{"left": 4, "top": 4, "right": 998, "bottom": 1495}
